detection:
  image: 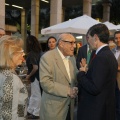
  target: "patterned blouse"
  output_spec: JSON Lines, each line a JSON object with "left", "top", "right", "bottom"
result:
{"left": 0, "top": 69, "right": 28, "bottom": 120}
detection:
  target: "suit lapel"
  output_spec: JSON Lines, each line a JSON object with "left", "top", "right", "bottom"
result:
{"left": 54, "top": 49, "right": 70, "bottom": 83}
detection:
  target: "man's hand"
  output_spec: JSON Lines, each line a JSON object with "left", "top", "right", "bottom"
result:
{"left": 68, "top": 87, "right": 78, "bottom": 99}
{"left": 80, "top": 58, "right": 87, "bottom": 67}
{"left": 79, "top": 58, "right": 88, "bottom": 73}
{"left": 79, "top": 64, "right": 88, "bottom": 73}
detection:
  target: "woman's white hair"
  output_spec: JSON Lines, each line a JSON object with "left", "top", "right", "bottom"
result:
{"left": 0, "top": 35, "right": 23, "bottom": 69}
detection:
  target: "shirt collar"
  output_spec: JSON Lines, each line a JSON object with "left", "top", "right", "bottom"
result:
{"left": 57, "top": 47, "right": 70, "bottom": 60}
{"left": 96, "top": 44, "right": 108, "bottom": 54}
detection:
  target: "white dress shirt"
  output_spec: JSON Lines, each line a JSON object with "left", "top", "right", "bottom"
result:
{"left": 57, "top": 47, "right": 71, "bottom": 82}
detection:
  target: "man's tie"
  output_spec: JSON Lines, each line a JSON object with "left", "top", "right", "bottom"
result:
{"left": 87, "top": 50, "right": 91, "bottom": 64}
{"left": 89, "top": 53, "right": 96, "bottom": 64}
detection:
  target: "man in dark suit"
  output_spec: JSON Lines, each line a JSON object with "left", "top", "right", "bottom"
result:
{"left": 76, "top": 44, "right": 88, "bottom": 69}
{"left": 76, "top": 32, "right": 95, "bottom": 106}
{"left": 76, "top": 31, "right": 92, "bottom": 70}
{"left": 112, "top": 31, "right": 120, "bottom": 120}
{"left": 77, "top": 23, "right": 118, "bottom": 120}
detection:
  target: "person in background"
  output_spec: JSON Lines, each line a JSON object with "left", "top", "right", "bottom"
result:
{"left": 0, "top": 35, "right": 28, "bottom": 120}
{"left": 40, "top": 33, "right": 78, "bottom": 120}
{"left": 26, "top": 35, "right": 43, "bottom": 119}
{"left": 76, "top": 31, "right": 95, "bottom": 70}
{"left": 0, "top": 28, "right": 5, "bottom": 38}
{"left": 76, "top": 42, "right": 81, "bottom": 55}
{"left": 76, "top": 30, "right": 95, "bottom": 107}
{"left": 46, "top": 36, "right": 57, "bottom": 51}
{"left": 77, "top": 24, "right": 118, "bottom": 120}
{"left": 112, "top": 31, "right": 120, "bottom": 120}
{"left": 108, "top": 36, "right": 116, "bottom": 50}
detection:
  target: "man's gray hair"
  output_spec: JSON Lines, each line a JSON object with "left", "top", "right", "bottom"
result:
{"left": 56, "top": 33, "right": 72, "bottom": 46}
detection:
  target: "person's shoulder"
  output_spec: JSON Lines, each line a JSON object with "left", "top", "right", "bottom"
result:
{"left": 111, "top": 47, "right": 116, "bottom": 53}
{"left": 0, "top": 72, "right": 6, "bottom": 82}
{"left": 13, "top": 73, "right": 21, "bottom": 80}
{"left": 79, "top": 44, "right": 87, "bottom": 50}
{"left": 80, "top": 44, "right": 87, "bottom": 48}
{"left": 41, "top": 49, "right": 56, "bottom": 59}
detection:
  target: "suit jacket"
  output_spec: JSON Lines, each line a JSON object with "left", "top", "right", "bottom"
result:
{"left": 77, "top": 46, "right": 118, "bottom": 120}
{"left": 76, "top": 44, "right": 87, "bottom": 69}
{"left": 76, "top": 44, "right": 95, "bottom": 69}
{"left": 112, "top": 47, "right": 120, "bottom": 90}
{"left": 39, "top": 48, "right": 78, "bottom": 120}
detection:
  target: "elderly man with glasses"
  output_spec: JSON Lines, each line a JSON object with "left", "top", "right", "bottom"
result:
{"left": 39, "top": 33, "right": 78, "bottom": 120}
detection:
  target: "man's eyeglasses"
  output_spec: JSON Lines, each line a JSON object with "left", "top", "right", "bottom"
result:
{"left": 62, "top": 40, "right": 76, "bottom": 45}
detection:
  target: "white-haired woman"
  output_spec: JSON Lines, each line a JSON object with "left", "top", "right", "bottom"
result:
{"left": 0, "top": 35, "right": 28, "bottom": 120}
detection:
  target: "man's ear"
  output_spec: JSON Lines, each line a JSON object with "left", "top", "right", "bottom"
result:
{"left": 59, "top": 41, "right": 63, "bottom": 47}
{"left": 94, "top": 34, "right": 99, "bottom": 42}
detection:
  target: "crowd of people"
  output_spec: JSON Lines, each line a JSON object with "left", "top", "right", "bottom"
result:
{"left": 0, "top": 23, "right": 120, "bottom": 120}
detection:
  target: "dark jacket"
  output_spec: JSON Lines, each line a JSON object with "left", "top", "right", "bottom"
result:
{"left": 76, "top": 44, "right": 87, "bottom": 69}
{"left": 77, "top": 46, "right": 118, "bottom": 120}
{"left": 26, "top": 51, "right": 43, "bottom": 82}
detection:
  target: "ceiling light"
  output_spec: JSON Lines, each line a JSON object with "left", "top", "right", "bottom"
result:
{"left": 5, "top": 3, "right": 9, "bottom": 6}
{"left": 76, "top": 36, "right": 83, "bottom": 39}
{"left": 12, "top": 5, "right": 23, "bottom": 9}
{"left": 41, "top": 0, "right": 49, "bottom": 3}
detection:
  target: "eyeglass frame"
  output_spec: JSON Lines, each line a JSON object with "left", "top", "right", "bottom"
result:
{"left": 61, "top": 40, "right": 76, "bottom": 45}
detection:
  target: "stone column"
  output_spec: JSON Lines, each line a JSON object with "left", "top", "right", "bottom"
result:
{"left": 50, "top": 0, "right": 62, "bottom": 26}
{"left": 83, "top": 0, "right": 92, "bottom": 16}
{"left": 62, "top": 7, "right": 65, "bottom": 22}
{"left": 0, "top": 0, "right": 5, "bottom": 29}
{"left": 21, "top": 9, "right": 27, "bottom": 52}
{"left": 31, "top": 0, "right": 40, "bottom": 38}
{"left": 102, "top": 3, "right": 111, "bottom": 22}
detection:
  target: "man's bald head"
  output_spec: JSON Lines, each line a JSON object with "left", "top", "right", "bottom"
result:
{"left": 57, "top": 33, "right": 76, "bottom": 56}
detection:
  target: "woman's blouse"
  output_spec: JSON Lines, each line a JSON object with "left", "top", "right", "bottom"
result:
{"left": 0, "top": 69, "right": 28, "bottom": 120}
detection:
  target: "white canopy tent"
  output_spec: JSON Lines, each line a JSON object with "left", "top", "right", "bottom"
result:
{"left": 103, "top": 21, "right": 117, "bottom": 36}
{"left": 103, "top": 21, "right": 117, "bottom": 30}
{"left": 115, "top": 24, "right": 120, "bottom": 30}
{"left": 41, "top": 15, "right": 100, "bottom": 35}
